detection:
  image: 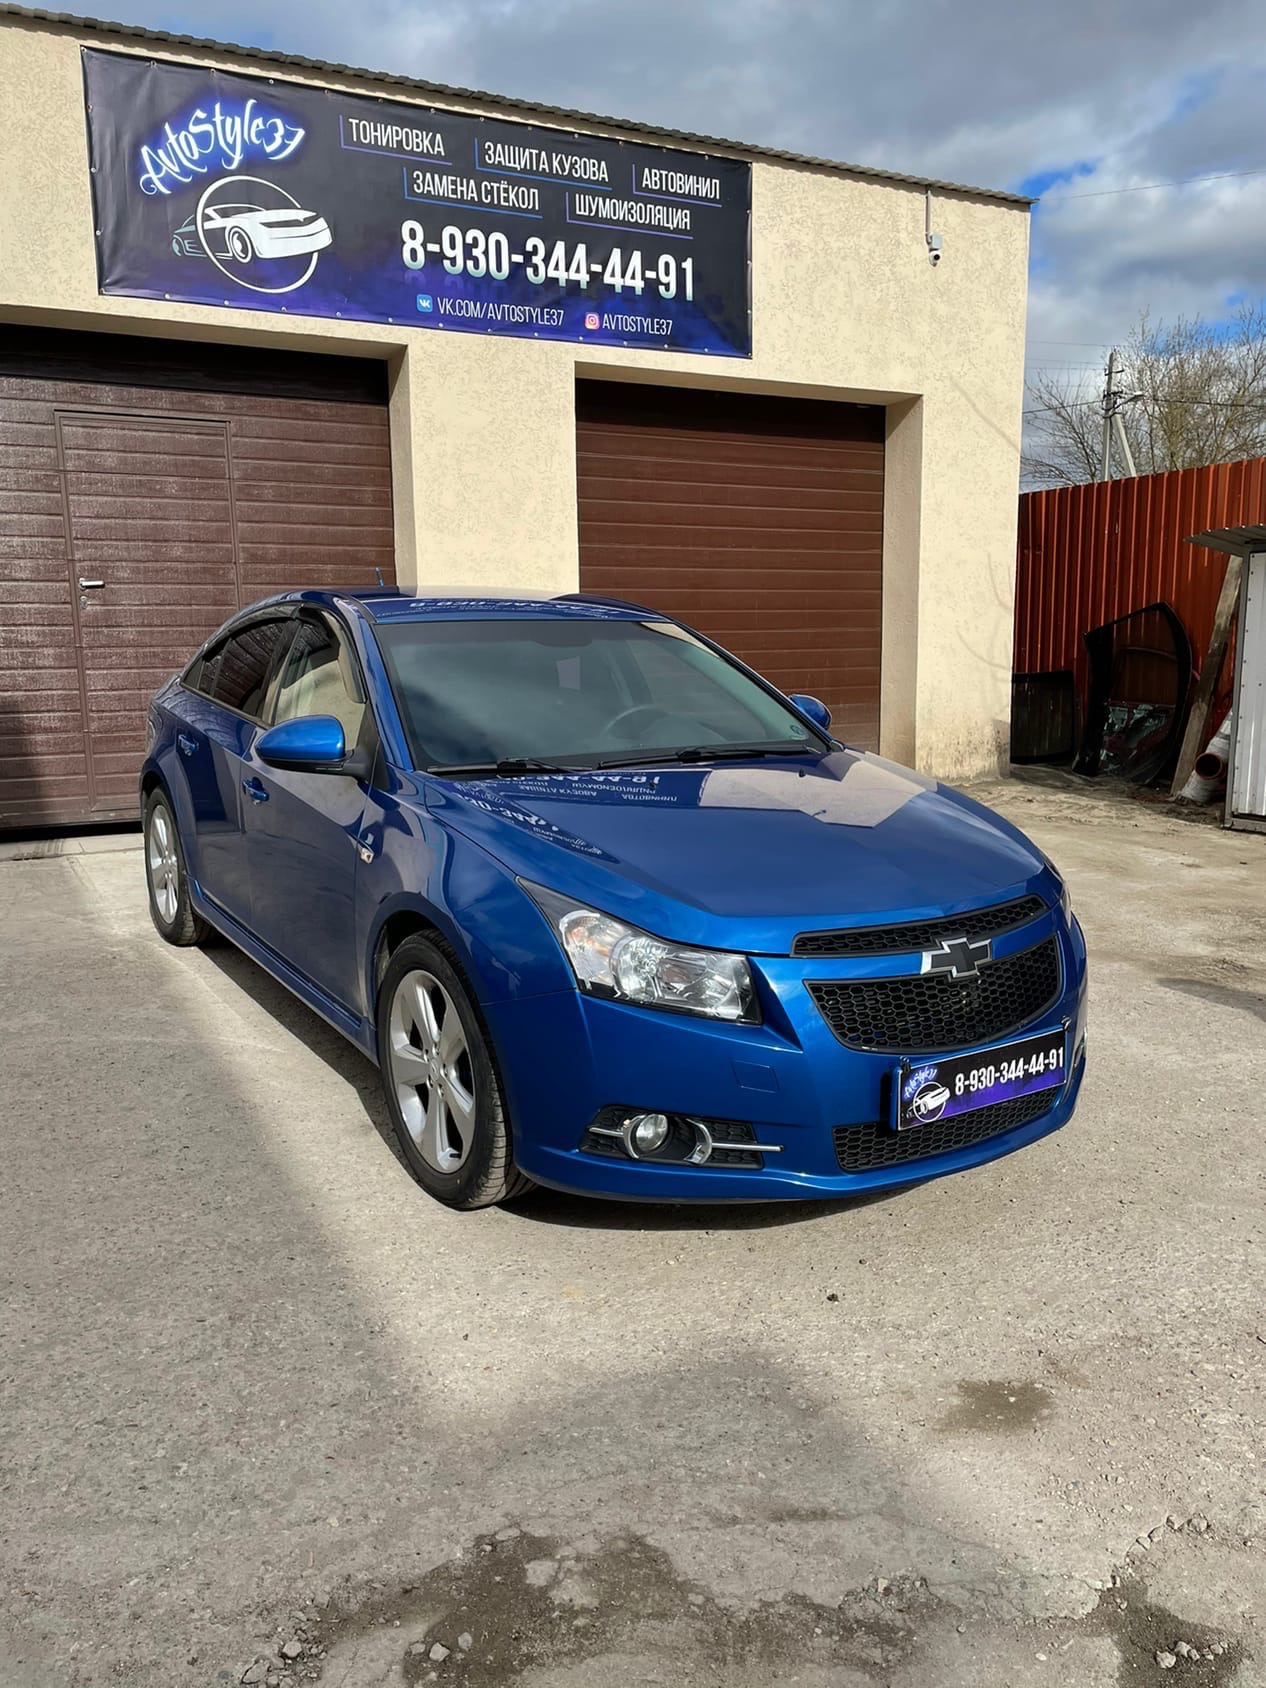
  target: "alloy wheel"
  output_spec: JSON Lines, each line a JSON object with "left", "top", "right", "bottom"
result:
{"left": 388, "top": 969, "right": 477, "bottom": 1173}
{"left": 147, "top": 805, "right": 179, "bottom": 925}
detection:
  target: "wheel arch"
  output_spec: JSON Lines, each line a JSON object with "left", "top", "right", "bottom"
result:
{"left": 371, "top": 905, "right": 448, "bottom": 1001}
{"left": 366, "top": 896, "right": 505, "bottom": 1030}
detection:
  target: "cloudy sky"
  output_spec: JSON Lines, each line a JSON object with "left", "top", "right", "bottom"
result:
{"left": 117, "top": 0, "right": 1266, "bottom": 394}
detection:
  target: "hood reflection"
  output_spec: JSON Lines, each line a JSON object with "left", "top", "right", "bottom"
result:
{"left": 457, "top": 752, "right": 930, "bottom": 830}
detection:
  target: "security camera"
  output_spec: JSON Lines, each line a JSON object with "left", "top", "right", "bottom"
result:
{"left": 927, "top": 232, "right": 943, "bottom": 266}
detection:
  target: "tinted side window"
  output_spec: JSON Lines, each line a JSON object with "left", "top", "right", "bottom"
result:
{"left": 271, "top": 617, "right": 366, "bottom": 746}
{"left": 203, "top": 619, "right": 291, "bottom": 717}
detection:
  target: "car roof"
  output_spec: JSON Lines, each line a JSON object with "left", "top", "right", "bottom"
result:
{"left": 259, "top": 588, "right": 663, "bottom": 624}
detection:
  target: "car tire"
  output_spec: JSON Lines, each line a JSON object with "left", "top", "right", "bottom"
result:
{"left": 143, "top": 788, "right": 211, "bottom": 947}
{"left": 377, "top": 934, "right": 533, "bottom": 1210}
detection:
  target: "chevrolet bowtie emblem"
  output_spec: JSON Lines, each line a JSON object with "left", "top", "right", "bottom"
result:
{"left": 921, "top": 935, "right": 992, "bottom": 980}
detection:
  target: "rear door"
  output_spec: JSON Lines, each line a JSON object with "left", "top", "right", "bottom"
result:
{"left": 243, "top": 612, "right": 373, "bottom": 1012}
{"left": 175, "top": 615, "right": 293, "bottom": 925}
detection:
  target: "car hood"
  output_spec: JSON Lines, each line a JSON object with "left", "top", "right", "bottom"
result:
{"left": 425, "top": 749, "right": 1053, "bottom": 953}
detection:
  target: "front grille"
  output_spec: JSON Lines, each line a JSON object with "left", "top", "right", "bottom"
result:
{"left": 793, "top": 893, "right": 1048, "bottom": 959}
{"left": 808, "top": 935, "right": 1062, "bottom": 1053}
{"left": 834, "top": 1088, "right": 1057, "bottom": 1172}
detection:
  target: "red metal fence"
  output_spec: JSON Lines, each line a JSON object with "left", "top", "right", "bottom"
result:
{"left": 1015, "top": 458, "right": 1266, "bottom": 684}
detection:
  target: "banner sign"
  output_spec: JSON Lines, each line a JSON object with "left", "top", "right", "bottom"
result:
{"left": 82, "top": 50, "right": 752, "bottom": 357}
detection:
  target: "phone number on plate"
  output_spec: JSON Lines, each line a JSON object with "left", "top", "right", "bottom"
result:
{"left": 954, "top": 1044, "right": 1064, "bottom": 1096}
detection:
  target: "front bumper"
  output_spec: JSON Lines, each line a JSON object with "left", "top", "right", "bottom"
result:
{"left": 484, "top": 912, "right": 1089, "bottom": 1202}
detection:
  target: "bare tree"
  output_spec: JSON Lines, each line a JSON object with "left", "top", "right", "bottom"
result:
{"left": 1023, "top": 303, "right": 1266, "bottom": 487}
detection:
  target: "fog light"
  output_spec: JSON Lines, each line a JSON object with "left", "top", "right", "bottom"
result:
{"left": 622, "top": 1111, "right": 670, "bottom": 1157}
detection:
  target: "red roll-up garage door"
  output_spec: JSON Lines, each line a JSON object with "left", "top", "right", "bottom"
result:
{"left": 0, "top": 331, "right": 395, "bottom": 827}
{"left": 576, "top": 381, "right": 884, "bottom": 748}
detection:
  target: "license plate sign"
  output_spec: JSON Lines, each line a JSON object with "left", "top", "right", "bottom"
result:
{"left": 895, "top": 1027, "right": 1067, "bottom": 1132}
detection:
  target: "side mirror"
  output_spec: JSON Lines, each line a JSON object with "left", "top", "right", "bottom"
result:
{"left": 256, "top": 714, "right": 348, "bottom": 773}
{"left": 789, "top": 693, "right": 832, "bottom": 732}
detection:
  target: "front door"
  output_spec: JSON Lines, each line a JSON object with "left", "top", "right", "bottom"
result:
{"left": 244, "top": 613, "right": 372, "bottom": 1012}
{"left": 58, "top": 412, "right": 239, "bottom": 817}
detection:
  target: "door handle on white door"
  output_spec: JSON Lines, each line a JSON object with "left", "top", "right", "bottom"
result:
{"left": 78, "top": 578, "right": 106, "bottom": 589}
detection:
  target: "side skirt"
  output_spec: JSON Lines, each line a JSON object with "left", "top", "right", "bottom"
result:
{"left": 189, "top": 884, "right": 379, "bottom": 1063}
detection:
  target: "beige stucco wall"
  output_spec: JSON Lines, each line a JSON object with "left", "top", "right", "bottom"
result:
{"left": 0, "top": 15, "right": 1029, "bottom": 779}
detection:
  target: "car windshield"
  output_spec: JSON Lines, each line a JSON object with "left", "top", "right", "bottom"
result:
{"left": 375, "top": 617, "right": 826, "bottom": 772}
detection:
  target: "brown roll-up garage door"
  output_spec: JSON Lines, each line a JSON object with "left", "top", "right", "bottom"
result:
{"left": 0, "top": 332, "right": 394, "bottom": 827}
{"left": 576, "top": 381, "right": 884, "bottom": 749}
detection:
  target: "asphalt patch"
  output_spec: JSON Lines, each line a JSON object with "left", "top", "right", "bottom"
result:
{"left": 937, "top": 1379, "right": 1056, "bottom": 1434}
{"left": 1091, "top": 1573, "right": 1245, "bottom": 1686}
{"left": 304, "top": 1528, "right": 929, "bottom": 1686}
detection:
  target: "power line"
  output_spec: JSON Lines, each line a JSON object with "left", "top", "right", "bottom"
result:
{"left": 1023, "top": 394, "right": 1266, "bottom": 418}
{"left": 1045, "top": 165, "right": 1266, "bottom": 202}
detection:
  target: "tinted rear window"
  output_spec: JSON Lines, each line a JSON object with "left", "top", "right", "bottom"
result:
{"left": 193, "top": 618, "right": 292, "bottom": 717}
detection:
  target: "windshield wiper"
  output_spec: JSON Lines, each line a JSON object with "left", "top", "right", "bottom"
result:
{"left": 594, "top": 742, "right": 820, "bottom": 771}
{"left": 429, "top": 742, "right": 825, "bottom": 778}
{"left": 427, "top": 757, "right": 576, "bottom": 779}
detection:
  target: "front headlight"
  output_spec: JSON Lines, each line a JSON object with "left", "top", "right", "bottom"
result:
{"left": 524, "top": 883, "right": 759, "bottom": 1023}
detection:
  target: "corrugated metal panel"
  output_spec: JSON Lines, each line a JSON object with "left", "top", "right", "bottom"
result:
{"left": 1015, "top": 459, "right": 1266, "bottom": 698}
{"left": 576, "top": 382, "right": 885, "bottom": 750}
{"left": 1230, "top": 552, "right": 1266, "bottom": 823}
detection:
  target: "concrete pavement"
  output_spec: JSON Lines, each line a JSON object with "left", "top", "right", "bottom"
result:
{"left": 1, "top": 778, "right": 1263, "bottom": 1686}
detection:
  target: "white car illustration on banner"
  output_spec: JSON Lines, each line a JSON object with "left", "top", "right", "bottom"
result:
{"left": 173, "top": 205, "right": 331, "bottom": 262}
{"left": 173, "top": 175, "right": 332, "bottom": 295}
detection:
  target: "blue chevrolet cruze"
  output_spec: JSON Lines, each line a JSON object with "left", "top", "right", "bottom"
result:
{"left": 142, "top": 590, "right": 1087, "bottom": 1209}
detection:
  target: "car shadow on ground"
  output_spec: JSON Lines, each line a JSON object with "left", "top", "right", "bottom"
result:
{"left": 200, "top": 935, "right": 402, "bottom": 1145}
{"left": 199, "top": 938, "right": 911, "bottom": 1234}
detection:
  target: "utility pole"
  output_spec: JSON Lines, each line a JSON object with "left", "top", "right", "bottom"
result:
{"left": 1099, "top": 348, "right": 1116, "bottom": 481}
{"left": 1099, "top": 347, "right": 1141, "bottom": 480}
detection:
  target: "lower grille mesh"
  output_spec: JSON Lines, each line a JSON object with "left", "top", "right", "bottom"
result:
{"left": 833, "top": 1088, "right": 1057, "bottom": 1172}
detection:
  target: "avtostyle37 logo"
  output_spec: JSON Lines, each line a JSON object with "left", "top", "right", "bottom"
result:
{"left": 138, "top": 95, "right": 331, "bottom": 295}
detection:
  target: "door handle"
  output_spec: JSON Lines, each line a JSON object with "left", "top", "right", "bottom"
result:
{"left": 177, "top": 733, "right": 197, "bottom": 757}
{"left": 78, "top": 578, "right": 105, "bottom": 589}
{"left": 242, "top": 777, "right": 270, "bottom": 803}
